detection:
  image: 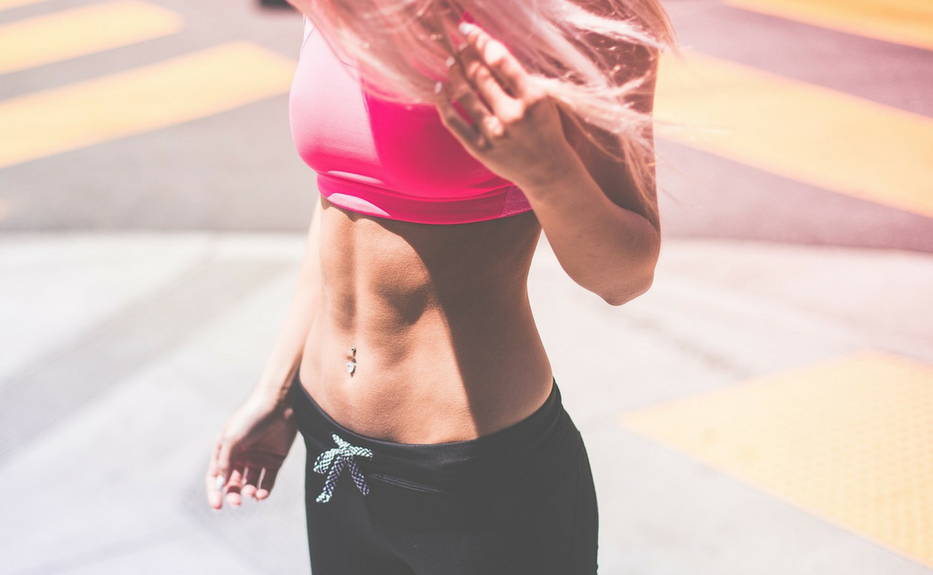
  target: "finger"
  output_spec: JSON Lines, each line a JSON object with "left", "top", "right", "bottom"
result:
{"left": 255, "top": 466, "right": 279, "bottom": 500}
{"left": 444, "top": 64, "right": 504, "bottom": 143}
{"left": 446, "top": 62, "right": 495, "bottom": 128}
{"left": 206, "top": 438, "right": 228, "bottom": 510}
{"left": 206, "top": 467, "right": 227, "bottom": 510}
{"left": 214, "top": 435, "right": 233, "bottom": 484}
{"left": 460, "top": 21, "right": 530, "bottom": 99}
{"left": 458, "top": 35, "right": 520, "bottom": 121}
{"left": 241, "top": 465, "right": 259, "bottom": 499}
{"left": 461, "top": 58, "right": 512, "bottom": 137}
{"left": 434, "top": 81, "right": 489, "bottom": 151}
{"left": 225, "top": 467, "right": 244, "bottom": 507}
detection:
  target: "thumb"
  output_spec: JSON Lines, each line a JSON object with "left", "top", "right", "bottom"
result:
{"left": 215, "top": 436, "right": 234, "bottom": 483}
{"left": 207, "top": 435, "right": 233, "bottom": 509}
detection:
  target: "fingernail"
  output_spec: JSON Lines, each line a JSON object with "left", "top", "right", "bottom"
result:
{"left": 215, "top": 474, "right": 225, "bottom": 489}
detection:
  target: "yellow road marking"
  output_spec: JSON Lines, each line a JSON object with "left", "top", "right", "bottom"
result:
{"left": 655, "top": 51, "right": 933, "bottom": 217}
{"left": 0, "top": 1, "right": 183, "bottom": 75}
{"left": 622, "top": 350, "right": 933, "bottom": 568}
{"left": 0, "top": 0, "right": 46, "bottom": 10}
{"left": 0, "top": 42, "right": 295, "bottom": 168}
{"left": 725, "top": 0, "right": 933, "bottom": 51}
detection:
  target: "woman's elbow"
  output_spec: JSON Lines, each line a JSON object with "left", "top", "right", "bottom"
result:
{"left": 601, "top": 239, "right": 659, "bottom": 306}
{"left": 601, "top": 270, "right": 654, "bottom": 306}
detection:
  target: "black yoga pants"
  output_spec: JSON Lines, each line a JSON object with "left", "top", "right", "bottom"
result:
{"left": 286, "top": 372, "right": 599, "bottom": 574}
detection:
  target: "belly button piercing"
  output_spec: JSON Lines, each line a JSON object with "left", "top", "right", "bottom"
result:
{"left": 346, "top": 346, "right": 357, "bottom": 376}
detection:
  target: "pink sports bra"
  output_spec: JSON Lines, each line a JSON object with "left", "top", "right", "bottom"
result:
{"left": 288, "top": 18, "right": 534, "bottom": 224}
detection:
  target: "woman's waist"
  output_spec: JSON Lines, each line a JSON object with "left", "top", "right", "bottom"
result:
{"left": 298, "top": 313, "right": 553, "bottom": 446}
{"left": 288, "top": 363, "right": 571, "bottom": 492}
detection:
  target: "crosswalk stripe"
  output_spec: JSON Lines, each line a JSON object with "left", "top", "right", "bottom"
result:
{"left": 0, "top": 42, "right": 295, "bottom": 169}
{"left": 622, "top": 350, "right": 933, "bottom": 568}
{"left": 0, "top": 0, "right": 45, "bottom": 10}
{"left": 655, "top": 51, "right": 933, "bottom": 217}
{"left": 725, "top": 0, "right": 933, "bottom": 50}
{"left": 0, "top": 1, "right": 183, "bottom": 75}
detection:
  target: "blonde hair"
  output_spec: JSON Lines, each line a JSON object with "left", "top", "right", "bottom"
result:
{"left": 288, "top": 0, "right": 676, "bottom": 228}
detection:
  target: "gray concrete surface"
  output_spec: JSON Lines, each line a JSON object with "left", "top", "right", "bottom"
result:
{"left": 1, "top": 0, "right": 932, "bottom": 573}
{"left": 1, "top": 232, "right": 930, "bottom": 574}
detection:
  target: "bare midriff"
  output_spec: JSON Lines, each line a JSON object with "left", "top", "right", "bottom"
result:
{"left": 297, "top": 195, "right": 554, "bottom": 445}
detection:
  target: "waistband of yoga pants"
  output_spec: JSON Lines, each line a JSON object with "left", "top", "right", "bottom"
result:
{"left": 286, "top": 370, "right": 574, "bottom": 486}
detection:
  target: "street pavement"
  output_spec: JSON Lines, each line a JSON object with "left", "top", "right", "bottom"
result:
{"left": 0, "top": 0, "right": 931, "bottom": 573}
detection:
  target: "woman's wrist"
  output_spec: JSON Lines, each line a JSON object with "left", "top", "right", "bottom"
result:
{"left": 250, "top": 356, "right": 301, "bottom": 407}
{"left": 249, "top": 378, "right": 294, "bottom": 412}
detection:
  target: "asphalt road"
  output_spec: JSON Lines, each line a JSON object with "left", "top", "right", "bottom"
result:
{"left": 1, "top": 2, "right": 931, "bottom": 574}
{"left": 0, "top": 0, "right": 930, "bottom": 252}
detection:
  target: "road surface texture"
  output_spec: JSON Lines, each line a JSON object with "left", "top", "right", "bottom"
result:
{"left": 0, "top": 0, "right": 930, "bottom": 573}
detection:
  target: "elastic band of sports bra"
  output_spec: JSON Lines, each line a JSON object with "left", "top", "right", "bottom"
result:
{"left": 316, "top": 172, "right": 534, "bottom": 224}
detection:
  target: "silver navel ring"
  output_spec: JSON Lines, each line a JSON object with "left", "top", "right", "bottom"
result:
{"left": 346, "top": 346, "right": 357, "bottom": 376}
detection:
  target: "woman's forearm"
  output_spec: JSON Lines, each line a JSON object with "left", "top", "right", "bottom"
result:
{"left": 517, "top": 153, "right": 659, "bottom": 306}
{"left": 252, "top": 200, "right": 324, "bottom": 407}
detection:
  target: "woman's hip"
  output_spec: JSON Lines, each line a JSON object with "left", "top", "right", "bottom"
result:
{"left": 287, "top": 373, "right": 598, "bottom": 573}
{"left": 286, "top": 371, "right": 585, "bottom": 500}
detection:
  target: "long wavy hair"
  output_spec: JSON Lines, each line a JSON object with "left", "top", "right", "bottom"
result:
{"left": 286, "top": 0, "right": 676, "bottom": 228}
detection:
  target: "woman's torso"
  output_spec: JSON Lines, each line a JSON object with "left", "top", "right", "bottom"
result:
{"left": 298, "top": 199, "right": 553, "bottom": 444}
{"left": 292, "top": 17, "right": 553, "bottom": 444}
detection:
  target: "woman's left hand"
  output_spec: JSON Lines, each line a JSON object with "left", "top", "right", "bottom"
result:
{"left": 433, "top": 22, "right": 578, "bottom": 189}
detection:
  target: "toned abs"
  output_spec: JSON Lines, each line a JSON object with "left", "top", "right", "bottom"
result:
{"left": 297, "top": 195, "right": 554, "bottom": 444}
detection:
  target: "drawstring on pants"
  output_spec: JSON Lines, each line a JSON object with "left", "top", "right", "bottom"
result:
{"left": 313, "top": 432, "right": 374, "bottom": 503}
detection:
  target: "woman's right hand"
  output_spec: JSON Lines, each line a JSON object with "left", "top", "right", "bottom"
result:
{"left": 205, "top": 389, "right": 299, "bottom": 510}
